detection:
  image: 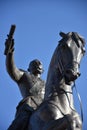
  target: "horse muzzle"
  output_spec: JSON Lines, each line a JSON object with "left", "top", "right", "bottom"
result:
{"left": 64, "top": 69, "right": 81, "bottom": 82}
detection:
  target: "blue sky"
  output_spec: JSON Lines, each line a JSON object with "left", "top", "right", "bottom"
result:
{"left": 0, "top": 0, "right": 87, "bottom": 130}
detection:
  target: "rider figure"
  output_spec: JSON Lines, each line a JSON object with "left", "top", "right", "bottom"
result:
{"left": 5, "top": 39, "right": 45, "bottom": 130}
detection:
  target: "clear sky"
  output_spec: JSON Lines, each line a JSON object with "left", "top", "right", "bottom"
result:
{"left": 0, "top": 0, "right": 87, "bottom": 130}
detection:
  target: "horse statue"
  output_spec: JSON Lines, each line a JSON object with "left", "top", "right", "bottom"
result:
{"left": 28, "top": 32, "right": 85, "bottom": 130}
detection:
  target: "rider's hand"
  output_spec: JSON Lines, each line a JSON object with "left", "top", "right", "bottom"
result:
{"left": 4, "top": 38, "right": 15, "bottom": 55}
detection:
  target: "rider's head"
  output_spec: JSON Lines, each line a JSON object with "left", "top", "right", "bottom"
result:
{"left": 28, "top": 59, "right": 44, "bottom": 75}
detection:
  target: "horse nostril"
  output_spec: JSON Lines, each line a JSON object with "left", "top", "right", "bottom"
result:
{"left": 65, "top": 69, "right": 81, "bottom": 82}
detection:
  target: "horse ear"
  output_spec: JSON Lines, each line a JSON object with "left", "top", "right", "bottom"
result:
{"left": 59, "top": 32, "right": 66, "bottom": 38}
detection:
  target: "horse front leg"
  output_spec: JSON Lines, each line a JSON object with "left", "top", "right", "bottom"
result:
{"left": 70, "top": 111, "right": 82, "bottom": 130}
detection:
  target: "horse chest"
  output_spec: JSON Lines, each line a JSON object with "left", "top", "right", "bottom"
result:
{"left": 59, "top": 95, "right": 72, "bottom": 113}
{"left": 48, "top": 92, "right": 73, "bottom": 117}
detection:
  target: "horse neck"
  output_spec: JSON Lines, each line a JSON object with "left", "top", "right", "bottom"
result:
{"left": 45, "top": 69, "right": 75, "bottom": 111}
{"left": 45, "top": 61, "right": 74, "bottom": 100}
{"left": 45, "top": 73, "right": 73, "bottom": 98}
{"left": 44, "top": 45, "right": 73, "bottom": 99}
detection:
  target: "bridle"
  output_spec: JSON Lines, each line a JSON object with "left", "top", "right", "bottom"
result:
{"left": 57, "top": 31, "right": 85, "bottom": 78}
{"left": 57, "top": 44, "right": 80, "bottom": 78}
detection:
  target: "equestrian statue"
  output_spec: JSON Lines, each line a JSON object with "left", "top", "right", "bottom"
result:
{"left": 4, "top": 25, "right": 86, "bottom": 130}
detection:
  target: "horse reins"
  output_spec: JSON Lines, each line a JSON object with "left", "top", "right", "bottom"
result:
{"left": 73, "top": 82, "right": 83, "bottom": 122}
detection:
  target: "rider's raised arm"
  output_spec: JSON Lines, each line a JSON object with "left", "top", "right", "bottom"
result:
{"left": 4, "top": 37, "right": 24, "bottom": 82}
{"left": 6, "top": 51, "right": 24, "bottom": 82}
{"left": 4, "top": 25, "right": 24, "bottom": 82}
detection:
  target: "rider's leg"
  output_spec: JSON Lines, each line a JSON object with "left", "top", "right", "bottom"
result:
{"left": 7, "top": 104, "right": 33, "bottom": 130}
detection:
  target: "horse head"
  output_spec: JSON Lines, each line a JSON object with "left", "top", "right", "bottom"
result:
{"left": 54, "top": 32, "right": 85, "bottom": 84}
